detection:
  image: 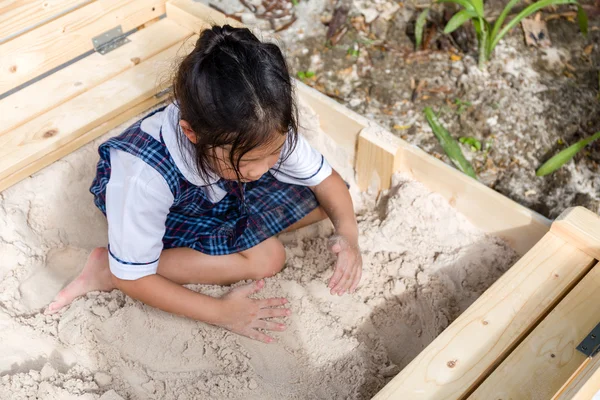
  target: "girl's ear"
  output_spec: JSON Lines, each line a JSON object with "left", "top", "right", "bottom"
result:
{"left": 179, "top": 120, "right": 198, "bottom": 144}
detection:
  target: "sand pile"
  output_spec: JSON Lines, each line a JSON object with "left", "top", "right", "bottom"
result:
{"left": 0, "top": 102, "right": 518, "bottom": 399}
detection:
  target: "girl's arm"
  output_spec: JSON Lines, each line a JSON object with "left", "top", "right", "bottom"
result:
{"left": 112, "top": 275, "right": 289, "bottom": 343}
{"left": 311, "top": 170, "right": 362, "bottom": 295}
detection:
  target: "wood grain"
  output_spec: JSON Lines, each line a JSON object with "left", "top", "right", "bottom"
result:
{"left": 470, "top": 263, "right": 600, "bottom": 399}
{"left": 0, "top": 18, "right": 191, "bottom": 137}
{"left": 0, "top": 0, "right": 166, "bottom": 94}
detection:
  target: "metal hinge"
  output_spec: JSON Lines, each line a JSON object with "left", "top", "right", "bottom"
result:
{"left": 92, "top": 26, "right": 131, "bottom": 55}
{"left": 577, "top": 322, "right": 600, "bottom": 357}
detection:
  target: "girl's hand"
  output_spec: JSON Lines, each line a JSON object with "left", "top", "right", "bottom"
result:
{"left": 327, "top": 235, "right": 363, "bottom": 295}
{"left": 217, "top": 280, "right": 291, "bottom": 343}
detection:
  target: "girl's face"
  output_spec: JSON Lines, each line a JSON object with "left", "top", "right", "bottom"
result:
{"left": 180, "top": 120, "right": 286, "bottom": 182}
{"left": 212, "top": 134, "right": 286, "bottom": 182}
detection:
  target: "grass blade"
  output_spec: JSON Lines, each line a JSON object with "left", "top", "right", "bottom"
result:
{"left": 444, "top": 10, "right": 477, "bottom": 34}
{"left": 415, "top": 8, "right": 429, "bottom": 50}
{"left": 437, "top": 0, "right": 476, "bottom": 13}
{"left": 577, "top": 5, "right": 588, "bottom": 36}
{"left": 490, "top": 0, "right": 521, "bottom": 46}
{"left": 424, "top": 107, "right": 477, "bottom": 179}
{"left": 536, "top": 131, "right": 600, "bottom": 176}
{"left": 490, "top": 0, "right": 577, "bottom": 54}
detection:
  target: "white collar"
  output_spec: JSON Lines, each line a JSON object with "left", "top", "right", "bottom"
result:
{"left": 161, "top": 104, "right": 221, "bottom": 187}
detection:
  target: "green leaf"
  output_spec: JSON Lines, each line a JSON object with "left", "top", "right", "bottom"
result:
{"left": 536, "top": 131, "right": 600, "bottom": 176}
{"left": 459, "top": 136, "right": 482, "bottom": 151}
{"left": 305, "top": 71, "right": 315, "bottom": 78}
{"left": 415, "top": 8, "right": 429, "bottom": 50}
{"left": 437, "top": 0, "right": 476, "bottom": 13}
{"left": 490, "top": 0, "right": 521, "bottom": 45}
{"left": 490, "top": 0, "right": 578, "bottom": 55}
{"left": 577, "top": 5, "right": 588, "bottom": 36}
{"left": 444, "top": 10, "right": 477, "bottom": 34}
{"left": 291, "top": 0, "right": 299, "bottom": 5}
{"left": 297, "top": 71, "right": 306, "bottom": 79}
{"left": 469, "top": 0, "right": 485, "bottom": 17}
{"left": 424, "top": 107, "right": 478, "bottom": 179}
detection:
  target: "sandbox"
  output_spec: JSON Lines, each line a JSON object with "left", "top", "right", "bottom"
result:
{"left": 3, "top": 1, "right": 600, "bottom": 399}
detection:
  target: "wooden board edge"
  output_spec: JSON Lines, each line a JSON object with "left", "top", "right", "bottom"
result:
{"left": 551, "top": 207, "right": 600, "bottom": 261}
{"left": 0, "top": 95, "right": 166, "bottom": 193}
{"left": 166, "top": 0, "right": 244, "bottom": 32}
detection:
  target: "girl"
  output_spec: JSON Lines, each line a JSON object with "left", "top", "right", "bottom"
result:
{"left": 47, "top": 25, "right": 362, "bottom": 343}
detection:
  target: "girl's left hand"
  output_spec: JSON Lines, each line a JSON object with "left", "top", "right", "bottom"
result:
{"left": 327, "top": 235, "right": 362, "bottom": 295}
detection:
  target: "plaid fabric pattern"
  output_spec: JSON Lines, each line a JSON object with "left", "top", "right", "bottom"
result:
{"left": 90, "top": 107, "right": 319, "bottom": 255}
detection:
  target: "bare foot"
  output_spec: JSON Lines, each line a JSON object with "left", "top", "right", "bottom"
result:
{"left": 45, "top": 247, "right": 115, "bottom": 314}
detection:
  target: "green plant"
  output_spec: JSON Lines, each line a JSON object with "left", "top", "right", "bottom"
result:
{"left": 459, "top": 136, "right": 482, "bottom": 151}
{"left": 347, "top": 47, "right": 360, "bottom": 57}
{"left": 536, "top": 131, "right": 600, "bottom": 176}
{"left": 291, "top": 0, "right": 299, "bottom": 5}
{"left": 415, "top": 8, "right": 430, "bottom": 50}
{"left": 454, "top": 98, "right": 472, "bottom": 114}
{"left": 424, "top": 107, "right": 477, "bottom": 178}
{"left": 440, "top": 0, "right": 588, "bottom": 68}
{"left": 297, "top": 71, "right": 315, "bottom": 80}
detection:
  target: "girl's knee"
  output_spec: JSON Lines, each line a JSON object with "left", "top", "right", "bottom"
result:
{"left": 246, "top": 239, "right": 286, "bottom": 280}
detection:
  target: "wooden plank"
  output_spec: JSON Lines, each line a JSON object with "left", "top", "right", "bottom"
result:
{"left": 356, "top": 127, "right": 402, "bottom": 191}
{"left": 469, "top": 263, "right": 600, "bottom": 399}
{"left": 554, "top": 356, "right": 600, "bottom": 400}
{"left": 0, "top": 96, "right": 167, "bottom": 193}
{"left": 552, "top": 207, "right": 600, "bottom": 260}
{"left": 0, "top": 0, "right": 166, "bottom": 95}
{"left": 0, "top": 18, "right": 191, "bottom": 137}
{"left": 0, "top": 0, "right": 91, "bottom": 43}
{"left": 166, "top": 0, "right": 244, "bottom": 33}
{"left": 372, "top": 232, "right": 595, "bottom": 400}
{"left": 399, "top": 145, "right": 550, "bottom": 255}
{"left": 0, "top": 39, "right": 194, "bottom": 191}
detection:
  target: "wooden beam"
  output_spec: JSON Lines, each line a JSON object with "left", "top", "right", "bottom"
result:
{"left": 372, "top": 232, "right": 595, "bottom": 400}
{"left": 551, "top": 207, "right": 600, "bottom": 260}
{"left": 166, "top": 0, "right": 244, "bottom": 33}
{"left": 0, "top": 38, "right": 195, "bottom": 192}
{"left": 469, "top": 263, "right": 600, "bottom": 399}
{"left": 0, "top": 0, "right": 166, "bottom": 95}
{"left": 0, "top": 18, "right": 191, "bottom": 138}
{"left": 356, "top": 127, "right": 403, "bottom": 191}
{"left": 0, "top": 0, "right": 91, "bottom": 43}
{"left": 0, "top": 96, "right": 167, "bottom": 193}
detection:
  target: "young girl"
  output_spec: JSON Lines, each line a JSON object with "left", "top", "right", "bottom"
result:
{"left": 47, "top": 25, "right": 362, "bottom": 343}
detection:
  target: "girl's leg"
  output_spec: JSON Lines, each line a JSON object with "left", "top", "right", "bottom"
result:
{"left": 47, "top": 207, "right": 327, "bottom": 313}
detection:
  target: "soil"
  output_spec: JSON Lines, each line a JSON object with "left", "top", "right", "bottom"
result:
{"left": 209, "top": 0, "right": 600, "bottom": 218}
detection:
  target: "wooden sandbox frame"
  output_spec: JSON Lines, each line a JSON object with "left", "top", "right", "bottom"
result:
{"left": 2, "top": 1, "right": 600, "bottom": 398}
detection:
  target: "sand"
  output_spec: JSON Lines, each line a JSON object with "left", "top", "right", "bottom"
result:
{"left": 0, "top": 100, "right": 518, "bottom": 399}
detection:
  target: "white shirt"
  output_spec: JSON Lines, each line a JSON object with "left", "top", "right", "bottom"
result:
{"left": 106, "top": 104, "right": 332, "bottom": 280}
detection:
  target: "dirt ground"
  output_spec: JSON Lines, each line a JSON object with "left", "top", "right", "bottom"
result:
{"left": 207, "top": 0, "right": 600, "bottom": 218}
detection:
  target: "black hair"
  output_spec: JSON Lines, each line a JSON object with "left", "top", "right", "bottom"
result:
{"left": 172, "top": 25, "right": 298, "bottom": 183}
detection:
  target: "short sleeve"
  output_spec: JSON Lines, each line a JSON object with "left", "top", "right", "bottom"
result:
{"left": 106, "top": 149, "right": 174, "bottom": 280}
{"left": 270, "top": 135, "right": 332, "bottom": 186}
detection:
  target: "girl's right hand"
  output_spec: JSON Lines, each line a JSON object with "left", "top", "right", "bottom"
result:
{"left": 217, "top": 279, "right": 290, "bottom": 343}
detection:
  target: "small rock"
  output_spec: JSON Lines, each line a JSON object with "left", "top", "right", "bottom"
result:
{"left": 91, "top": 305, "right": 111, "bottom": 319}
{"left": 248, "top": 379, "right": 258, "bottom": 390}
{"left": 94, "top": 372, "right": 113, "bottom": 387}
{"left": 40, "top": 364, "right": 57, "bottom": 380}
